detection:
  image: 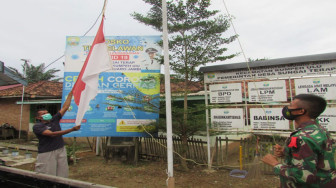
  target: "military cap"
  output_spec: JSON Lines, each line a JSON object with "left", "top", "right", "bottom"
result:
{"left": 145, "top": 48, "right": 158, "bottom": 53}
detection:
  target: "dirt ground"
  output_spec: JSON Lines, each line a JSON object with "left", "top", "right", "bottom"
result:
{"left": 71, "top": 151, "right": 280, "bottom": 188}
{"left": 0, "top": 141, "right": 278, "bottom": 188}
{"left": 2, "top": 138, "right": 279, "bottom": 188}
{"left": 14, "top": 151, "right": 279, "bottom": 188}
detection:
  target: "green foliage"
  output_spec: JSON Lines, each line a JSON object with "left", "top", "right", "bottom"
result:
{"left": 134, "top": 1, "right": 237, "bottom": 169}
{"left": 133, "top": 0, "right": 237, "bottom": 139}
{"left": 66, "top": 142, "right": 81, "bottom": 164}
{"left": 158, "top": 102, "right": 206, "bottom": 138}
{"left": 9, "top": 62, "right": 61, "bottom": 83}
{"left": 132, "top": 0, "right": 237, "bottom": 82}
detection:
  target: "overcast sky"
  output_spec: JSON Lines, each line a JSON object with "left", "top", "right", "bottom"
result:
{"left": 1, "top": 0, "right": 336, "bottom": 78}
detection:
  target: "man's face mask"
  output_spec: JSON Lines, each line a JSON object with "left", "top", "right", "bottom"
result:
{"left": 282, "top": 106, "right": 305, "bottom": 120}
{"left": 41, "top": 113, "right": 52, "bottom": 121}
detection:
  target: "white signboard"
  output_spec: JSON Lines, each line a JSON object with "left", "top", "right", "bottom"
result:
{"left": 204, "top": 61, "right": 336, "bottom": 83}
{"left": 318, "top": 108, "right": 336, "bottom": 132}
{"left": 250, "top": 108, "right": 289, "bottom": 130}
{"left": 294, "top": 77, "right": 336, "bottom": 100}
{"left": 209, "top": 83, "right": 242, "bottom": 103}
{"left": 248, "top": 80, "right": 287, "bottom": 102}
{"left": 211, "top": 108, "right": 244, "bottom": 130}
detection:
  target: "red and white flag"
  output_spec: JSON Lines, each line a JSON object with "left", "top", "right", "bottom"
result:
{"left": 73, "top": 17, "right": 111, "bottom": 125}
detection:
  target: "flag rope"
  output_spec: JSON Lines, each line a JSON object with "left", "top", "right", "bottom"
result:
{"left": 69, "top": 0, "right": 281, "bottom": 169}
{"left": 221, "top": 0, "right": 281, "bottom": 144}
{"left": 44, "top": 1, "right": 105, "bottom": 70}
{"left": 140, "top": 124, "right": 264, "bottom": 169}
{"left": 100, "top": 0, "right": 277, "bottom": 169}
{"left": 106, "top": 71, "right": 265, "bottom": 168}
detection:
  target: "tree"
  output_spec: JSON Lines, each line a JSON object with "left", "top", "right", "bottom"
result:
{"left": 9, "top": 62, "right": 61, "bottom": 83}
{"left": 132, "top": 0, "right": 237, "bottom": 169}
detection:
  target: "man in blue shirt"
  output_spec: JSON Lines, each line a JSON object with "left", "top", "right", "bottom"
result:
{"left": 33, "top": 90, "right": 80, "bottom": 177}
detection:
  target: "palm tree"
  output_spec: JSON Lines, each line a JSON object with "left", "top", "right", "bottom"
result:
{"left": 9, "top": 62, "right": 61, "bottom": 83}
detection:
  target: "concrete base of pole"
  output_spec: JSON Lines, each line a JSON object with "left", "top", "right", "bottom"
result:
{"left": 167, "top": 177, "right": 175, "bottom": 188}
{"left": 203, "top": 169, "right": 216, "bottom": 174}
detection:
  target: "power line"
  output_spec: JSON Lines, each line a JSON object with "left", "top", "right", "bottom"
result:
{"left": 220, "top": 0, "right": 278, "bottom": 143}
{"left": 44, "top": 9, "right": 103, "bottom": 70}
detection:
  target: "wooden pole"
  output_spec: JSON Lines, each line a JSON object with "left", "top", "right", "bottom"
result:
{"left": 86, "top": 137, "right": 92, "bottom": 150}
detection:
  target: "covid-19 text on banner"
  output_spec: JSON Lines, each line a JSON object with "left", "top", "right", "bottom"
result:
{"left": 61, "top": 36, "right": 161, "bottom": 137}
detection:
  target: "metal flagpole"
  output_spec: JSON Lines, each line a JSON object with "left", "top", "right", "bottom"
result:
{"left": 162, "top": 0, "right": 174, "bottom": 187}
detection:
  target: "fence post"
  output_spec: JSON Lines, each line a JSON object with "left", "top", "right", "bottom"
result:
{"left": 225, "top": 137, "right": 228, "bottom": 164}
{"left": 200, "top": 139, "right": 206, "bottom": 163}
{"left": 240, "top": 138, "right": 243, "bottom": 169}
{"left": 243, "top": 138, "right": 247, "bottom": 166}
{"left": 138, "top": 137, "right": 143, "bottom": 159}
{"left": 134, "top": 137, "right": 139, "bottom": 165}
{"left": 219, "top": 137, "right": 223, "bottom": 165}
{"left": 215, "top": 137, "right": 218, "bottom": 166}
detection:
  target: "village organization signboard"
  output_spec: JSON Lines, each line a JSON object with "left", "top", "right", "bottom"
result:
{"left": 250, "top": 108, "right": 290, "bottom": 130}
{"left": 248, "top": 80, "right": 287, "bottom": 102}
{"left": 294, "top": 77, "right": 336, "bottom": 100}
{"left": 210, "top": 108, "right": 244, "bottom": 130}
{"left": 61, "top": 36, "right": 161, "bottom": 137}
{"left": 294, "top": 77, "right": 336, "bottom": 131}
{"left": 209, "top": 83, "right": 242, "bottom": 103}
{"left": 319, "top": 108, "right": 336, "bottom": 132}
{"left": 204, "top": 61, "right": 336, "bottom": 83}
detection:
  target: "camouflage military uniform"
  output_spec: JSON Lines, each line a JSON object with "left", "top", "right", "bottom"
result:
{"left": 274, "top": 120, "right": 336, "bottom": 188}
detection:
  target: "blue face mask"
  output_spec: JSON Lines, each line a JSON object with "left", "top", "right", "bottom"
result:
{"left": 42, "top": 113, "right": 52, "bottom": 121}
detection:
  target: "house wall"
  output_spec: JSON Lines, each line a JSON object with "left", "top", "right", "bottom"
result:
{"left": 0, "top": 98, "right": 30, "bottom": 137}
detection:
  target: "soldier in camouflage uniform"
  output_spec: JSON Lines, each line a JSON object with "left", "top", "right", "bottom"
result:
{"left": 262, "top": 94, "right": 336, "bottom": 187}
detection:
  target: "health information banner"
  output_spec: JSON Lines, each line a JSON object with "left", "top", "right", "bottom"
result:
{"left": 61, "top": 36, "right": 161, "bottom": 137}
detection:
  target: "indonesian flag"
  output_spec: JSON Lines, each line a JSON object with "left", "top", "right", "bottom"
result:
{"left": 73, "top": 17, "right": 111, "bottom": 125}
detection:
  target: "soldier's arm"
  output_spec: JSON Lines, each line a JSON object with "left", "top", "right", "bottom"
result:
{"left": 273, "top": 136, "right": 320, "bottom": 184}
{"left": 274, "top": 144, "right": 284, "bottom": 158}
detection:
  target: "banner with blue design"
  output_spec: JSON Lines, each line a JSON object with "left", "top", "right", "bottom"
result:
{"left": 61, "top": 36, "right": 161, "bottom": 137}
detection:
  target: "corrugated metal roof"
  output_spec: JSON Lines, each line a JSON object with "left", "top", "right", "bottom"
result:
{"left": 199, "top": 52, "right": 336, "bottom": 73}
{"left": 0, "top": 61, "right": 28, "bottom": 86}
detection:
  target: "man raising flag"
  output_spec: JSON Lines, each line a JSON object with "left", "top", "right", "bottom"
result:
{"left": 72, "top": 15, "right": 112, "bottom": 125}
